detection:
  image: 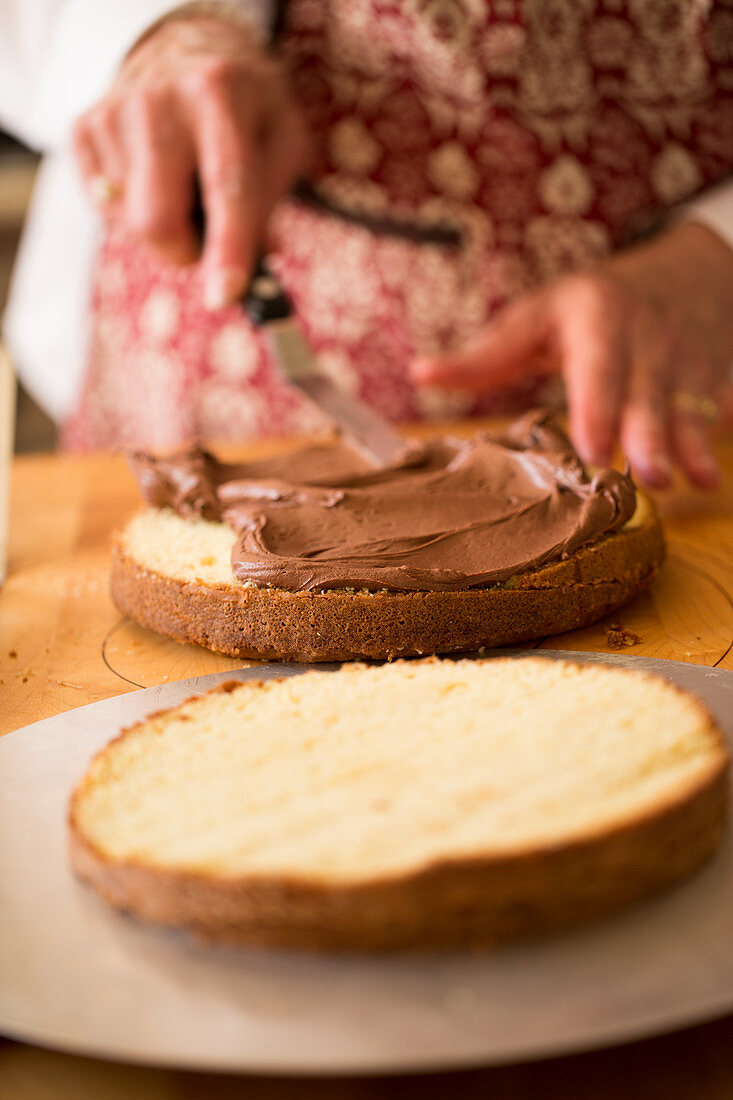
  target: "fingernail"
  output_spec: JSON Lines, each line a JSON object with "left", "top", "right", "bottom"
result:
{"left": 692, "top": 458, "right": 720, "bottom": 490}
{"left": 204, "top": 266, "right": 246, "bottom": 311}
{"left": 639, "top": 454, "right": 674, "bottom": 489}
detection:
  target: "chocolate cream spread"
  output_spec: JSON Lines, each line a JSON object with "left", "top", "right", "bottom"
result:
{"left": 129, "top": 411, "right": 637, "bottom": 593}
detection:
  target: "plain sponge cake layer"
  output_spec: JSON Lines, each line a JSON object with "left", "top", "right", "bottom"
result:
{"left": 70, "top": 657, "right": 728, "bottom": 951}
{"left": 110, "top": 495, "right": 665, "bottom": 662}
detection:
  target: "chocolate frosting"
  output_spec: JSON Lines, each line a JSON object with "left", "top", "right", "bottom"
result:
{"left": 129, "top": 411, "right": 637, "bottom": 593}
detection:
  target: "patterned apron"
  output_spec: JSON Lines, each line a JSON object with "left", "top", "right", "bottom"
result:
{"left": 64, "top": 0, "right": 733, "bottom": 449}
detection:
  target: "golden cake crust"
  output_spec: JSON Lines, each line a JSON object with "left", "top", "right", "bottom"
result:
{"left": 110, "top": 501, "right": 665, "bottom": 662}
{"left": 69, "top": 671, "right": 728, "bottom": 952}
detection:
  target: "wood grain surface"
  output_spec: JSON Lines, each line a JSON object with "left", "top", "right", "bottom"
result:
{"left": 1, "top": 420, "right": 732, "bottom": 1097}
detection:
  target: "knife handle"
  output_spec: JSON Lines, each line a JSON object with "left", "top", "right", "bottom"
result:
{"left": 242, "top": 256, "right": 293, "bottom": 327}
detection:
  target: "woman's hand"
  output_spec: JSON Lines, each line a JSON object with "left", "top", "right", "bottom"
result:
{"left": 412, "top": 222, "right": 733, "bottom": 489}
{"left": 73, "top": 11, "right": 309, "bottom": 308}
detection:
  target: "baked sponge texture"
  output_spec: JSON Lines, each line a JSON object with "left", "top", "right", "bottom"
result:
{"left": 70, "top": 657, "right": 728, "bottom": 950}
{"left": 110, "top": 494, "right": 665, "bottom": 662}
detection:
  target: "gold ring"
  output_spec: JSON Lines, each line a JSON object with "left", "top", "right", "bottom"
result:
{"left": 672, "top": 391, "right": 719, "bottom": 422}
{"left": 89, "top": 175, "right": 123, "bottom": 206}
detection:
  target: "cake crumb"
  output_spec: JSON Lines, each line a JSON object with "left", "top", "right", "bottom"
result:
{"left": 606, "top": 626, "right": 641, "bottom": 649}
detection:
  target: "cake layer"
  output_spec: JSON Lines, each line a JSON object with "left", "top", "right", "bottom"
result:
{"left": 111, "top": 499, "right": 664, "bottom": 661}
{"left": 129, "top": 411, "right": 638, "bottom": 593}
{"left": 70, "top": 658, "right": 728, "bottom": 950}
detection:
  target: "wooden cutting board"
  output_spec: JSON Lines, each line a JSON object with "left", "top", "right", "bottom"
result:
{"left": 1, "top": 420, "right": 732, "bottom": 738}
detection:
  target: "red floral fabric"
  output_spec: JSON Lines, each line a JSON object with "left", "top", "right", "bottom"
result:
{"left": 64, "top": 0, "right": 733, "bottom": 450}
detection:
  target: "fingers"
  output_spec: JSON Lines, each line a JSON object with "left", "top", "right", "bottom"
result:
{"left": 259, "top": 97, "right": 311, "bottom": 230}
{"left": 75, "top": 92, "right": 198, "bottom": 264}
{"left": 73, "top": 21, "right": 307, "bottom": 305}
{"left": 669, "top": 407, "right": 720, "bottom": 489}
{"left": 189, "top": 61, "right": 262, "bottom": 308}
{"left": 411, "top": 292, "right": 552, "bottom": 391}
{"left": 666, "top": 361, "right": 722, "bottom": 489}
{"left": 616, "top": 314, "right": 676, "bottom": 488}
{"left": 121, "top": 88, "right": 197, "bottom": 265}
{"left": 411, "top": 278, "right": 628, "bottom": 469}
{"left": 412, "top": 268, "right": 724, "bottom": 490}
{"left": 619, "top": 402, "right": 673, "bottom": 488}
{"left": 553, "top": 279, "right": 627, "bottom": 466}
{"left": 73, "top": 102, "right": 125, "bottom": 216}
{"left": 620, "top": 348, "right": 725, "bottom": 490}
{"left": 617, "top": 321, "right": 721, "bottom": 490}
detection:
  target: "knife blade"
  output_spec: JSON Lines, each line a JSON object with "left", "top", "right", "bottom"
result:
{"left": 243, "top": 258, "right": 409, "bottom": 466}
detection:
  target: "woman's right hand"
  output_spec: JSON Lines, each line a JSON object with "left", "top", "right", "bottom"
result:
{"left": 73, "top": 10, "right": 310, "bottom": 308}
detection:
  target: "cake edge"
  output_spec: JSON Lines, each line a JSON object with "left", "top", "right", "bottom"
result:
{"left": 109, "top": 502, "right": 665, "bottom": 661}
{"left": 68, "top": 663, "right": 729, "bottom": 952}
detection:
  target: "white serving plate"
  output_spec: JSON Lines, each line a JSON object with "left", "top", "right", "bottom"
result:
{"left": 1, "top": 651, "right": 731, "bottom": 1075}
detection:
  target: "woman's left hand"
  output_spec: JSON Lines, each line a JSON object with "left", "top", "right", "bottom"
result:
{"left": 411, "top": 221, "right": 733, "bottom": 489}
